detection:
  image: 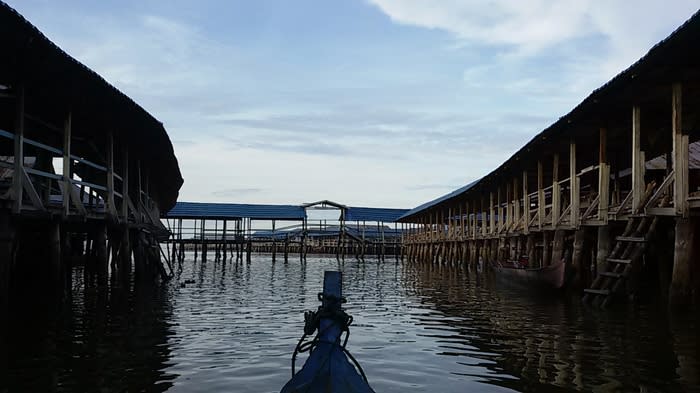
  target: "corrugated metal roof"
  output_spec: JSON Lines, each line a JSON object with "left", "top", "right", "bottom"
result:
{"left": 165, "top": 202, "right": 306, "bottom": 220}
{"left": 398, "top": 180, "right": 480, "bottom": 221}
{"left": 399, "top": 9, "right": 700, "bottom": 222}
{"left": 345, "top": 207, "right": 410, "bottom": 223}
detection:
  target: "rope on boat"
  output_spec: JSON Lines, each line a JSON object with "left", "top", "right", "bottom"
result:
{"left": 290, "top": 292, "right": 369, "bottom": 383}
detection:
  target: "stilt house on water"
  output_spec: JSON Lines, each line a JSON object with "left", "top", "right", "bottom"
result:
{"left": 0, "top": 2, "right": 183, "bottom": 307}
{"left": 399, "top": 10, "right": 700, "bottom": 306}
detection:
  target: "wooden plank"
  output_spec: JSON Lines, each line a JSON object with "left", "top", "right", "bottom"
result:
{"left": 645, "top": 170, "right": 675, "bottom": 210}
{"left": 20, "top": 166, "right": 44, "bottom": 211}
{"left": 582, "top": 194, "right": 600, "bottom": 220}
{"left": 616, "top": 236, "right": 646, "bottom": 243}
{"left": 600, "top": 272, "right": 624, "bottom": 278}
{"left": 578, "top": 164, "right": 600, "bottom": 176}
{"left": 607, "top": 258, "right": 631, "bottom": 264}
{"left": 12, "top": 85, "right": 24, "bottom": 213}
{"left": 646, "top": 207, "right": 676, "bottom": 216}
{"left": 25, "top": 167, "right": 62, "bottom": 181}
{"left": 583, "top": 288, "right": 610, "bottom": 296}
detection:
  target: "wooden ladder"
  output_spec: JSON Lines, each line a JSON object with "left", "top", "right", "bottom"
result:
{"left": 583, "top": 179, "right": 670, "bottom": 308}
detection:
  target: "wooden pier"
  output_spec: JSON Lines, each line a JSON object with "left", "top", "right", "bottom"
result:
{"left": 0, "top": 4, "right": 182, "bottom": 310}
{"left": 399, "top": 11, "right": 700, "bottom": 306}
{"left": 162, "top": 200, "right": 407, "bottom": 263}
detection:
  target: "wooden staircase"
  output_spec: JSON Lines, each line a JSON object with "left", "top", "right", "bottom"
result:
{"left": 583, "top": 176, "right": 673, "bottom": 308}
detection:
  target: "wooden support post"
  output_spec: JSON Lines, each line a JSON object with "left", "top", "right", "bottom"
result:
{"left": 670, "top": 218, "right": 694, "bottom": 305}
{"left": 120, "top": 224, "right": 131, "bottom": 279}
{"left": 12, "top": 85, "right": 24, "bottom": 213}
{"left": 570, "top": 141, "right": 579, "bottom": 227}
{"left": 489, "top": 192, "right": 495, "bottom": 235}
{"left": 632, "top": 106, "right": 645, "bottom": 212}
{"left": 598, "top": 128, "right": 609, "bottom": 222}
{"left": 0, "top": 215, "right": 15, "bottom": 312}
{"left": 62, "top": 112, "right": 72, "bottom": 216}
{"left": 596, "top": 226, "right": 610, "bottom": 277}
{"left": 543, "top": 231, "right": 551, "bottom": 266}
{"left": 523, "top": 170, "right": 529, "bottom": 234}
{"left": 497, "top": 188, "right": 502, "bottom": 233}
{"left": 526, "top": 235, "right": 535, "bottom": 267}
{"left": 571, "top": 229, "right": 586, "bottom": 289}
{"left": 513, "top": 177, "right": 520, "bottom": 231}
{"left": 201, "top": 218, "right": 207, "bottom": 261}
{"left": 121, "top": 149, "right": 129, "bottom": 219}
{"left": 481, "top": 199, "right": 487, "bottom": 237}
{"left": 552, "top": 154, "right": 560, "bottom": 227}
{"left": 537, "top": 160, "right": 544, "bottom": 229}
{"left": 95, "top": 224, "right": 108, "bottom": 279}
{"left": 106, "top": 131, "right": 116, "bottom": 217}
{"left": 552, "top": 229, "right": 565, "bottom": 264}
{"left": 271, "top": 220, "right": 275, "bottom": 262}
{"left": 672, "top": 83, "right": 689, "bottom": 217}
{"left": 506, "top": 183, "right": 512, "bottom": 230}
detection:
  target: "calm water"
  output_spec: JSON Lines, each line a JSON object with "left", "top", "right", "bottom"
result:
{"left": 2, "top": 254, "right": 699, "bottom": 393}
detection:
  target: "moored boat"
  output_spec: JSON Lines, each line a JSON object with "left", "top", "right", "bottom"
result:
{"left": 281, "top": 271, "right": 375, "bottom": 393}
{"left": 492, "top": 259, "right": 567, "bottom": 290}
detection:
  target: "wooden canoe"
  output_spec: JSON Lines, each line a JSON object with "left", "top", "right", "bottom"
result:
{"left": 492, "top": 259, "right": 567, "bottom": 290}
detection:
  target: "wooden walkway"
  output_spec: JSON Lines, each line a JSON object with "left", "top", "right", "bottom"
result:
{"left": 398, "top": 11, "right": 700, "bottom": 306}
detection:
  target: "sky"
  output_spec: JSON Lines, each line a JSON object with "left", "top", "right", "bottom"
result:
{"left": 6, "top": 0, "right": 700, "bottom": 209}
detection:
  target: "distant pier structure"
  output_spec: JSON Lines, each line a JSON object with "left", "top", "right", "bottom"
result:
{"left": 162, "top": 200, "right": 408, "bottom": 262}
{"left": 0, "top": 3, "right": 183, "bottom": 309}
{"left": 399, "top": 11, "right": 700, "bottom": 306}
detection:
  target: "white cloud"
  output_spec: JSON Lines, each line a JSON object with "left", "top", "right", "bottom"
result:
{"left": 367, "top": 0, "right": 699, "bottom": 75}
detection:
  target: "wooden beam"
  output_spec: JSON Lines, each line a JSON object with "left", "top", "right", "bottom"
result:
{"left": 513, "top": 177, "right": 520, "bottom": 230}
{"left": 497, "top": 187, "right": 502, "bottom": 233}
{"left": 672, "top": 83, "right": 688, "bottom": 217}
{"left": 121, "top": 149, "right": 129, "bottom": 219}
{"left": 12, "top": 85, "right": 25, "bottom": 213}
{"left": 632, "top": 106, "right": 645, "bottom": 211}
{"left": 505, "top": 182, "right": 512, "bottom": 230}
{"left": 552, "top": 154, "right": 560, "bottom": 227}
{"left": 537, "top": 160, "right": 544, "bottom": 229}
{"left": 489, "top": 192, "right": 495, "bottom": 235}
{"left": 523, "top": 171, "right": 529, "bottom": 233}
{"left": 106, "top": 131, "right": 117, "bottom": 217}
{"left": 62, "top": 112, "right": 72, "bottom": 216}
{"left": 20, "top": 166, "right": 44, "bottom": 210}
{"left": 570, "top": 141, "right": 579, "bottom": 228}
{"left": 598, "top": 128, "right": 609, "bottom": 223}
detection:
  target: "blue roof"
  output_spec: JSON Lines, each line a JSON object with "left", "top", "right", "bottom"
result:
{"left": 398, "top": 179, "right": 480, "bottom": 221}
{"left": 344, "top": 207, "right": 409, "bottom": 223}
{"left": 165, "top": 202, "right": 306, "bottom": 220}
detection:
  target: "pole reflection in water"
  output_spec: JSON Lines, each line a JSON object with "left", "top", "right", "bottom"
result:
{"left": 1, "top": 267, "right": 177, "bottom": 392}
{"left": 1, "top": 255, "right": 698, "bottom": 393}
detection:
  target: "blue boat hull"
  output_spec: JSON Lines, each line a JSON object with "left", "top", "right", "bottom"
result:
{"left": 281, "top": 271, "right": 375, "bottom": 393}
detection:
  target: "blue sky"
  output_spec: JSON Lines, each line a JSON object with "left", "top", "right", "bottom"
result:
{"left": 7, "top": 1, "right": 699, "bottom": 208}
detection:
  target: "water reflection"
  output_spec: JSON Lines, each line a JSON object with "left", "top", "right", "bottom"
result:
{"left": 1, "top": 267, "right": 176, "bottom": 392}
{"left": 403, "top": 262, "right": 700, "bottom": 393}
{"left": 1, "top": 256, "right": 698, "bottom": 393}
